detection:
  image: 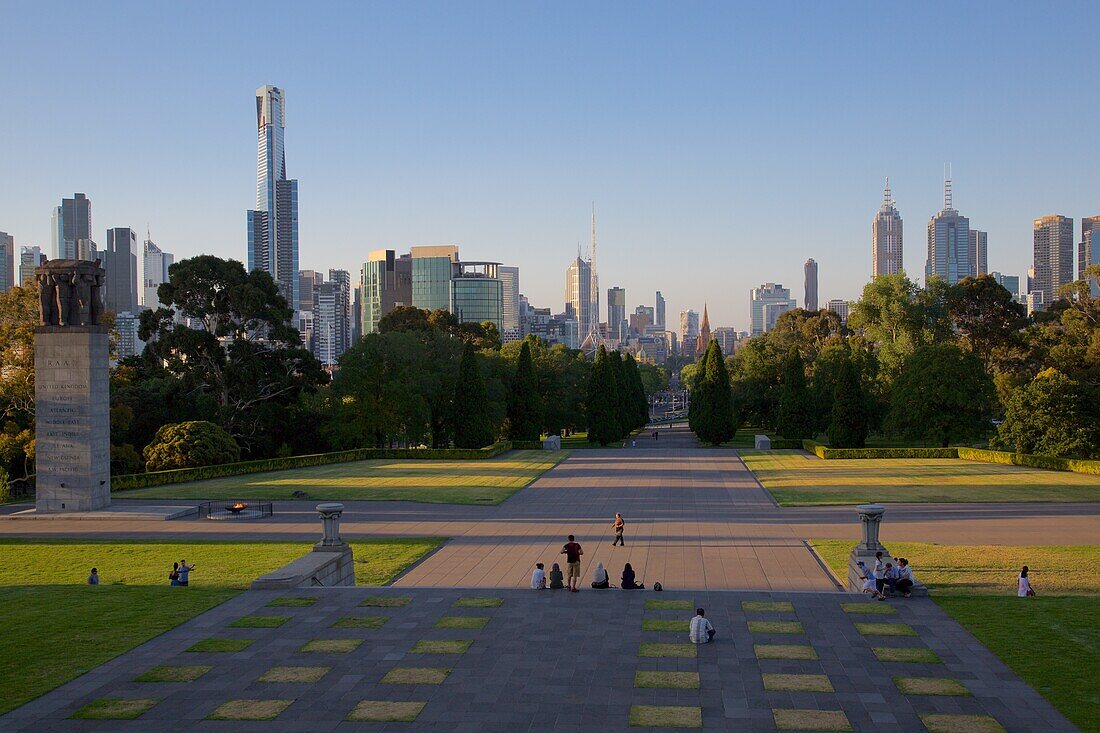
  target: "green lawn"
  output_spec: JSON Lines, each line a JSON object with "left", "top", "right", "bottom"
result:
{"left": 0, "top": 537, "right": 441, "bottom": 716}
{"left": 811, "top": 539, "right": 1099, "bottom": 731}
{"left": 116, "top": 449, "right": 567, "bottom": 504}
{"left": 740, "top": 450, "right": 1099, "bottom": 505}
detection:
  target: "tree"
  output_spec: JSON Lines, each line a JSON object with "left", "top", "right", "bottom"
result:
{"left": 608, "top": 350, "right": 632, "bottom": 434}
{"left": 827, "top": 349, "right": 868, "bottom": 448}
{"left": 776, "top": 347, "right": 815, "bottom": 439}
{"left": 993, "top": 369, "right": 1100, "bottom": 458}
{"left": 848, "top": 273, "right": 922, "bottom": 386}
{"left": 0, "top": 284, "right": 39, "bottom": 479}
{"left": 623, "top": 353, "right": 648, "bottom": 430}
{"left": 143, "top": 421, "right": 240, "bottom": 471}
{"left": 637, "top": 362, "right": 669, "bottom": 396}
{"left": 692, "top": 340, "right": 737, "bottom": 445}
{"left": 452, "top": 342, "right": 495, "bottom": 448}
{"left": 506, "top": 340, "right": 541, "bottom": 441}
{"left": 886, "top": 344, "right": 995, "bottom": 447}
{"left": 947, "top": 275, "right": 1028, "bottom": 373}
{"left": 586, "top": 345, "right": 622, "bottom": 445}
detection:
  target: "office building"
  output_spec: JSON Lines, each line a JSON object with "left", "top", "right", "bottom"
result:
{"left": 969, "top": 230, "right": 988, "bottom": 276}
{"left": 247, "top": 85, "right": 299, "bottom": 318}
{"left": 351, "top": 286, "right": 362, "bottom": 343}
{"left": 926, "top": 173, "right": 972, "bottom": 285}
{"left": 607, "top": 287, "right": 626, "bottom": 341}
{"left": 142, "top": 237, "right": 174, "bottom": 309}
{"left": 629, "top": 308, "right": 653, "bottom": 337}
{"left": 826, "top": 298, "right": 850, "bottom": 324}
{"left": 1032, "top": 215, "right": 1074, "bottom": 308}
{"left": 412, "top": 245, "right": 459, "bottom": 311}
{"left": 114, "top": 311, "right": 144, "bottom": 360}
{"left": 451, "top": 262, "right": 503, "bottom": 331}
{"left": 750, "top": 283, "right": 796, "bottom": 336}
{"left": 713, "top": 327, "right": 739, "bottom": 355}
{"left": 312, "top": 273, "right": 350, "bottom": 367}
{"left": 1085, "top": 228, "right": 1100, "bottom": 297}
{"left": 804, "top": 258, "right": 818, "bottom": 311}
{"left": 655, "top": 291, "right": 666, "bottom": 328}
{"left": 104, "top": 227, "right": 139, "bottom": 315}
{"left": 52, "top": 193, "right": 92, "bottom": 261}
{"left": 360, "top": 249, "right": 413, "bottom": 335}
{"left": 990, "top": 272, "right": 1021, "bottom": 299}
{"left": 680, "top": 309, "right": 699, "bottom": 342}
{"left": 328, "top": 269, "right": 351, "bottom": 358}
{"left": 1027, "top": 291, "right": 1045, "bottom": 316}
{"left": 19, "top": 246, "right": 43, "bottom": 287}
{"left": 0, "top": 232, "right": 13, "bottom": 292}
{"left": 1081, "top": 216, "right": 1100, "bottom": 282}
{"left": 499, "top": 266, "right": 520, "bottom": 332}
{"left": 298, "top": 270, "right": 323, "bottom": 351}
{"left": 872, "top": 179, "right": 903, "bottom": 278}
{"left": 565, "top": 255, "right": 594, "bottom": 346}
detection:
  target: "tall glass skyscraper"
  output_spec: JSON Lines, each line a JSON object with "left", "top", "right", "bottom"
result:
{"left": 872, "top": 179, "right": 903, "bottom": 278}
{"left": 104, "top": 227, "right": 138, "bottom": 314}
{"left": 52, "top": 193, "right": 93, "bottom": 261}
{"left": 247, "top": 85, "right": 299, "bottom": 317}
{"left": 926, "top": 174, "right": 971, "bottom": 285}
{"left": 1032, "top": 214, "right": 1074, "bottom": 308}
{"left": 411, "top": 245, "right": 459, "bottom": 312}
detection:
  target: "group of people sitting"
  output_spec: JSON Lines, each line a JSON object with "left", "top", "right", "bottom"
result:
{"left": 531, "top": 561, "right": 645, "bottom": 590}
{"left": 858, "top": 552, "right": 915, "bottom": 600}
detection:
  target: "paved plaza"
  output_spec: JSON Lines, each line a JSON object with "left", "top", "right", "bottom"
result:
{"left": 0, "top": 587, "right": 1075, "bottom": 732}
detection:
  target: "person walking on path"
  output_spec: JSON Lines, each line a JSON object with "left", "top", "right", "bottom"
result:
{"left": 561, "top": 535, "right": 583, "bottom": 592}
{"left": 178, "top": 560, "right": 195, "bottom": 587}
{"left": 1018, "top": 566, "right": 1036, "bottom": 597}
{"left": 612, "top": 513, "right": 625, "bottom": 546}
{"left": 689, "top": 608, "right": 715, "bottom": 643}
{"left": 87, "top": 568, "right": 99, "bottom": 585}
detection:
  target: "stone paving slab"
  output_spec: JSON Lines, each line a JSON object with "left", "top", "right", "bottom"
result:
{"left": 1, "top": 588, "right": 1076, "bottom": 732}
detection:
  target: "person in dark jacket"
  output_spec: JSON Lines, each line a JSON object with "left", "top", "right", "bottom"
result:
{"left": 620, "top": 563, "right": 644, "bottom": 590}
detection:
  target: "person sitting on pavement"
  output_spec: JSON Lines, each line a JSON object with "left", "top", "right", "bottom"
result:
{"left": 882, "top": 562, "right": 898, "bottom": 597}
{"left": 548, "top": 563, "right": 565, "bottom": 589}
{"left": 689, "top": 608, "right": 715, "bottom": 643}
{"left": 620, "top": 563, "right": 644, "bottom": 590}
{"left": 531, "top": 562, "right": 547, "bottom": 589}
{"left": 895, "top": 558, "right": 915, "bottom": 598}
{"left": 591, "top": 562, "right": 610, "bottom": 589}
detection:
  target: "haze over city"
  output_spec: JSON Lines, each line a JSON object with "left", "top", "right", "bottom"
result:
{"left": 2, "top": 1, "right": 1098, "bottom": 328}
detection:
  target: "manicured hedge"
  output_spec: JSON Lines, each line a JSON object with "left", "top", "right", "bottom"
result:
{"left": 768, "top": 439, "right": 804, "bottom": 449}
{"left": 511, "top": 440, "right": 545, "bottom": 450}
{"left": 113, "top": 441, "right": 514, "bottom": 491}
{"left": 958, "top": 447, "right": 1100, "bottom": 476}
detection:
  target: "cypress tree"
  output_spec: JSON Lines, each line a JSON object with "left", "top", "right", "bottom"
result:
{"left": 453, "top": 342, "right": 495, "bottom": 448}
{"left": 586, "top": 345, "right": 622, "bottom": 445}
{"left": 687, "top": 353, "right": 708, "bottom": 435}
{"left": 827, "top": 350, "right": 868, "bottom": 448}
{"left": 776, "top": 347, "right": 815, "bottom": 440}
{"left": 623, "top": 353, "right": 648, "bottom": 429}
{"left": 609, "top": 350, "right": 632, "bottom": 437}
{"left": 507, "top": 340, "right": 542, "bottom": 441}
{"left": 694, "top": 340, "right": 737, "bottom": 445}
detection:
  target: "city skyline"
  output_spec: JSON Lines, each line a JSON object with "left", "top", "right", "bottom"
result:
{"left": 2, "top": 3, "right": 1098, "bottom": 328}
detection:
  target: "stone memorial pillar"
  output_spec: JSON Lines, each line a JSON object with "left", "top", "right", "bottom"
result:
{"left": 315, "top": 502, "right": 346, "bottom": 550}
{"left": 34, "top": 259, "right": 111, "bottom": 513}
{"left": 847, "top": 503, "right": 889, "bottom": 592}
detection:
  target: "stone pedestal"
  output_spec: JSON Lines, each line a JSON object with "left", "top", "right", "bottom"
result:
{"left": 847, "top": 503, "right": 888, "bottom": 591}
{"left": 253, "top": 503, "right": 355, "bottom": 588}
{"left": 542, "top": 435, "right": 561, "bottom": 450}
{"left": 34, "top": 326, "right": 111, "bottom": 513}
{"left": 754, "top": 435, "right": 771, "bottom": 449}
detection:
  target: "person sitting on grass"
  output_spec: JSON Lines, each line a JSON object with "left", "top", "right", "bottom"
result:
{"left": 689, "top": 608, "right": 715, "bottom": 644}
{"left": 620, "top": 563, "right": 644, "bottom": 590}
{"left": 87, "top": 568, "right": 99, "bottom": 585}
{"left": 895, "top": 558, "right": 915, "bottom": 598}
{"left": 548, "top": 563, "right": 565, "bottom": 590}
{"left": 531, "top": 562, "right": 547, "bottom": 589}
{"left": 591, "top": 562, "right": 610, "bottom": 589}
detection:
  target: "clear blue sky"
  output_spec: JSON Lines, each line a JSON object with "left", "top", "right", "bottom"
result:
{"left": 2, "top": 1, "right": 1098, "bottom": 329}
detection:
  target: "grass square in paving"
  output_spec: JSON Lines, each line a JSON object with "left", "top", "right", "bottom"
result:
{"left": 872, "top": 646, "right": 942, "bottom": 664}
{"left": 70, "top": 698, "right": 158, "bottom": 720}
{"left": 453, "top": 596, "right": 502, "bottom": 608}
{"left": 642, "top": 618, "right": 689, "bottom": 632}
{"left": 300, "top": 639, "right": 362, "bottom": 653}
{"left": 258, "top": 666, "right": 330, "bottom": 683}
{"left": 639, "top": 642, "right": 696, "bottom": 658}
{"left": 742, "top": 600, "right": 795, "bottom": 613}
{"left": 359, "top": 596, "right": 411, "bottom": 607}
{"left": 347, "top": 700, "right": 426, "bottom": 722}
{"left": 755, "top": 644, "right": 818, "bottom": 660}
{"left": 628, "top": 704, "right": 702, "bottom": 728}
{"left": 435, "top": 615, "right": 489, "bottom": 629}
{"left": 645, "top": 599, "right": 693, "bottom": 611}
{"left": 133, "top": 665, "right": 211, "bottom": 683}
{"left": 634, "top": 671, "right": 700, "bottom": 689}
{"left": 229, "top": 615, "right": 290, "bottom": 628}
{"left": 186, "top": 637, "right": 254, "bottom": 653}
{"left": 381, "top": 667, "right": 450, "bottom": 685}
{"left": 763, "top": 673, "right": 834, "bottom": 692}
{"left": 840, "top": 602, "right": 896, "bottom": 614}
{"left": 773, "top": 708, "right": 852, "bottom": 731}
{"left": 331, "top": 615, "right": 389, "bottom": 629}
{"left": 207, "top": 699, "right": 293, "bottom": 720}
{"left": 919, "top": 713, "right": 1006, "bottom": 733}
{"left": 410, "top": 639, "right": 472, "bottom": 654}
{"left": 748, "top": 620, "right": 804, "bottom": 634}
{"left": 894, "top": 676, "right": 970, "bottom": 696}
{"left": 855, "top": 622, "right": 917, "bottom": 636}
{"left": 266, "top": 597, "right": 317, "bottom": 608}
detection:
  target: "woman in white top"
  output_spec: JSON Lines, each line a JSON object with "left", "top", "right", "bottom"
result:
{"left": 530, "top": 563, "right": 546, "bottom": 589}
{"left": 1018, "top": 565, "right": 1035, "bottom": 597}
{"left": 591, "top": 562, "right": 610, "bottom": 589}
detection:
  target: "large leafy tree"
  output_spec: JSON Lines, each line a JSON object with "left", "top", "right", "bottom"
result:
{"left": 586, "top": 345, "right": 622, "bottom": 445}
{"left": 886, "top": 343, "right": 995, "bottom": 447}
{"left": 827, "top": 348, "right": 868, "bottom": 448}
{"left": 848, "top": 273, "right": 923, "bottom": 386}
{"left": 506, "top": 340, "right": 542, "bottom": 441}
{"left": 693, "top": 340, "right": 737, "bottom": 445}
{"left": 0, "top": 284, "right": 39, "bottom": 479}
{"left": 993, "top": 369, "right": 1100, "bottom": 458}
{"left": 453, "top": 342, "right": 495, "bottom": 448}
{"left": 947, "top": 275, "right": 1028, "bottom": 373}
{"left": 727, "top": 334, "right": 784, "bottom": 429}
{"left": 143, "top": 420, "right": 240, "bottom": 471}
{"left": 776, "top": 347, "right": 815, "bottom": 440}
{"left": 139, "top": 256, "right": 328, "bottom": 455}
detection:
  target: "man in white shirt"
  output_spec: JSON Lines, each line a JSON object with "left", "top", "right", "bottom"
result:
{"left": 689, "top": 608, "right": 715, "bottom": 644}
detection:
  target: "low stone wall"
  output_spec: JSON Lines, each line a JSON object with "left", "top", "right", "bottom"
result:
{"left": 251, "top": 547, "right": 355, "bottom": 589}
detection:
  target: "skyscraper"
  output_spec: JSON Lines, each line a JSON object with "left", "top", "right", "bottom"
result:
{"left": 1032, "top": 214, "right": 1074, "bottom": 308}
{"left": 142, "top": 236, "right": 174, "bottom": 309}
{"left": 679, "top": 309, "right": 699, "bottom": 346}
{"left": 1085, "top": 228, "right": 1100, "bottom": 297}
{"left": 607, "top": 287, "right": 626, "bottom": 341}
{"left": 1080, "top": 216, "right": 1100, "bottom": 281}
{"left": 327, "top": 269, "right": 352, "bottom": 359}
{"left": 926, "top": 170, "right": 971, "bottom": 285}
{"left": 826, "top": 299, "right": 850, "bottom": 324}
{"left": 451, "top": 262, "right": 503, "bottom": 331}
{"left": 804, "top": 258, "right": 818, "bottom": 311}
{"left": 750, "top": 283, "right": 796, "bottom": 336}
{"left": 655, "top": 291, "right": 666, "bottom": 329}
{"left": 0, "top": 232, "right": 13, "bottom": 292}
{"left": 872, "top": 179, "right": 903, "bottom": 278}
{"left": 104, "top": 227, "right": 139, "bottom": 315}
{"left": 411, "top": 245, "right": 459, "bottom": 311}
{"left": 247, "top": 85, "right": 299, "bottom": 318}
{"left": 19, "top": 246, "right": 43, "bottom": 287}
{"left": 360, "top": 249, "right": 413, "bottom": 335}
{"left": 52, "top": 193, "right": 92, "bottom": 261}
{"left": 969, "top": 230, "right": 988, "bottom": 277}
{"left": 565, "top": 255, "right": 592, "bottom": 346}
{"left": 298, "top": 270, "right": 323, "bottom": 351}
{"left": 498, "top": 266, "right": 520, "bottom": 332}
